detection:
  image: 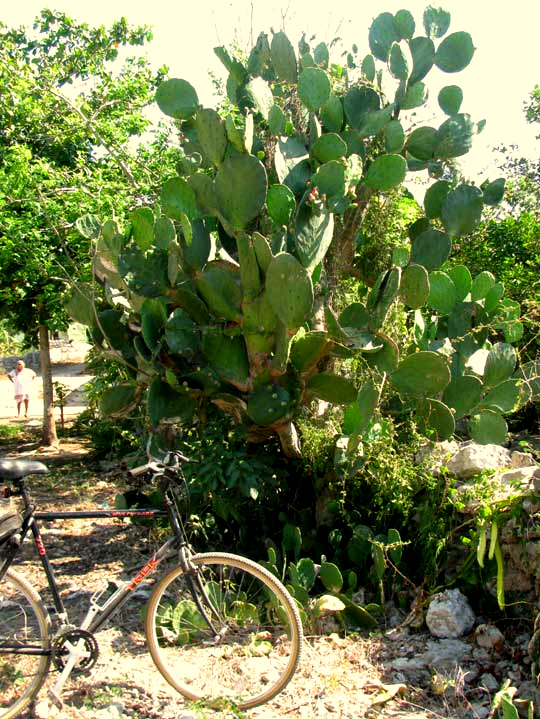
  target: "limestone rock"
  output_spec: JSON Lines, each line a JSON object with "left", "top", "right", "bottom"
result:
{"left": 426, "top": 589, "right": 475, "bottom": 638}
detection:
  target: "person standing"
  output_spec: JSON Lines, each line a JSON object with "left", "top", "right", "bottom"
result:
{"left": 8, "top": 360, "right": 36, "bottom": 418}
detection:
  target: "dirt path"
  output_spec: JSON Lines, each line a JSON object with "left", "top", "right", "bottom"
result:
{"left": 0, "top": 361, "right": 91, "bottom": 428}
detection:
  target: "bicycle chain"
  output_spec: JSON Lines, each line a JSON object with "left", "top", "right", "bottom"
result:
{"left": 51, "top": 627, "right": 99, "bottom": 673}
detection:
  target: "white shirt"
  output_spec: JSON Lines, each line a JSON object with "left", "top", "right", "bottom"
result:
{"left": 9, "top": 367, "right": 36, "bottom": 396}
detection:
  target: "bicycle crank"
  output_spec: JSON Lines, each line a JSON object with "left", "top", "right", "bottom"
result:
{"left": 52, "top": 628, "right": 99, "bottom": 673}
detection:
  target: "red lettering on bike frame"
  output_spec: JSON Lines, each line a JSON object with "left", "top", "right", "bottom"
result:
{"left": 128, "top": 558, "right": 158, "bottom": 591}
{"left": 110, "top": 510, "right": 155, "bottom": 517}
{"left": 35, "top": 535, "right": 47, "bottom": 557}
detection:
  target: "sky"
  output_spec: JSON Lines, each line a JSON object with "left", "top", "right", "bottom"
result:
{"left": 2, "top": 0, "right": 539, "bottom": 181}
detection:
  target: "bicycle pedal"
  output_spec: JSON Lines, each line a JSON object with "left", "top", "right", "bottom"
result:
{"left": 47, "top": 687, "right": 64, "bottom": 709}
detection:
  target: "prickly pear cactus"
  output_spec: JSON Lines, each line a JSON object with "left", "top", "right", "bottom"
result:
{"left": 71, "top": 6, "right": 534, "bottom": 456}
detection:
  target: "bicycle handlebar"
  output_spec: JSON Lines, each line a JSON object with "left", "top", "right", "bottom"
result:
{"left": 126, "top": 451, "right": 191, "bottom": 480}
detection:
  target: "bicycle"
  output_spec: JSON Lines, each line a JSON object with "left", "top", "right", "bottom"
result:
{"left": 0, "top": 452, "right": 303, "bottom": 719}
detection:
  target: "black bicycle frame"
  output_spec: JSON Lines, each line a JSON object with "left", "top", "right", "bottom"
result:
{"left": 2, "top": 478, "right": 188, "bottom": 635}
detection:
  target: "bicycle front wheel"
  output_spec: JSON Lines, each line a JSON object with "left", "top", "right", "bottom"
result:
{"left": 0, "top": 568, "right": 51, "bottom": 719}
{"left": 145, "top": 552, "right": 303, "bottom": 710}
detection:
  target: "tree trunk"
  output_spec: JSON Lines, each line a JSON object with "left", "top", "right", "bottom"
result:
{"left": 39, "top": 325, "right": 58, "bottom": 446}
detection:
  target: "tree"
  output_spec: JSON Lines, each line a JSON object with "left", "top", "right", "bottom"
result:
{"left": 75, "top": 6, "right": 536, "bottom": 458}
{"left": 0, "top": 11, "right": 170, "bottom": 443}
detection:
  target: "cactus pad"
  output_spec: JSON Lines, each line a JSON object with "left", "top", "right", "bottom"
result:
{"left": 400, "top": 264, "right": 429, "bottom": 308}
{"left": 416, "top": 398, "right": 455, "bottom": 441}
{"left": 247, "top": 384, "right": 291, "bottom": 426}
{"left": 266, "top": 252, "right": 314, "bottom": 328}
{"left": 391, "top": 351, "right": 450, "bottom": 397}
{"left": 215, "top": 155, "right": 267, "bottom": 229}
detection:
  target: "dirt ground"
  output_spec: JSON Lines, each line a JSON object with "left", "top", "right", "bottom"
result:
{"left": 0, "top": 361, "right": 91, "bottom": 428}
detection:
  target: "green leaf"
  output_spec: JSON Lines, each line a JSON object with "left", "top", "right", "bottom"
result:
{"left": 165, "top": 309, "right": 198, "bottom": 355}
{"left": 391, "top": 351, "right": 451, "bottom": 397}
{"left": 400, "top": 81, "right": 429, "bottom": 110}
{"left": 274, "top": 136, "right": 311, "bottom": 194}
{"left": 369, "top": 12, "right": 400, "bottom": 61}
{"left": 441, "top": 185, "right": 483, "bottom": 236}
{"left": 298, "top": 67, "right": 331, "bottom": 112}
{"left": 385, "top": 119, "right": 405, "bottom": 152}
{"left": 195, "top": 108, "right": 227, "bottom": 167}
{"left": 469, "top": 409, "right": 507, "bottom": 445}
{"left": 141, "top": 298, "right": 167, "bottom": 351}
{"left": 320, "top": 93, "right": 344, "bottom": 132}
{"left": 154, "top": 217, "right": 176, "bottom": 250}
{"left": 448, "top": 265, "right": 472, "bottom": 300}
{"left": 371, "top": 542, "right": 386, "bottom": 580}
{"left": 343, "top": 379, "right": 379, "bottom": 438}
{"left": 270, "top": 31, "right": 297, "bottom": 83}
{"left": 313, "top": 160, "right": 345, "bottom": 199}
{"left": 66, "top": 284, "right": 95, "bottom": 326}
{"left": 215, "top": 155, "right": 267, "bottom": 229}
{"left": 393, "top": 10, "right": 415, "bottom": 40}
{"left": 406, "top": 126, "right": 438, "bottom": 161}
{"left": 361, "top": 54, "right": 376, "bottom": 82}
{"left": 482, "top": 178, "right": 505, "bottom": 205}
{"left": 246, "top": 76, "right": 274, "bottom": 120}
{"left": 267, "top": 184, "right": 296, "bottom": 226}
{"left": 266, "top": 252, "right": 314, "bottom": 328}
{"left": 409, "top": 37, "right": 435, "bottom": 84}
{"left": 161, "top": 177, "right": 201, "bottom": 221}
{"left": 344, "top": 86, "right": 381, "bottom": 131}
{"left": 100, "top": 383, "right": 139, "bottom": 418}
{"left": 423, "top": 7, "right": 451, "bottom": 38}
{"left": 364, "top": 154, "right": 407, "bottom": 191}
{"left": 416, "top": 398, "right": 455, "bottom": 440}
{"left": 129, "top": 207, "right": 154, "bottom": 252}
{"left": 268, "top": 104, "right": 287, "bottom": 135}
{"left": 435, "top": 32, "right": 475, "bottom": 72}
{"left": 428, "top": 271, "right": 457, "bottom": 314}
{"left": 471, "top": 270, "right": 496, "bottom": 300}
{"left": 311, "top": 133, "right": 348, "bottom": 163}
{"left": 389, "top": 42, "right": 409, "bottom": 80}
{"left": 442, "top": 375, "right": 483, "bottom": 419}
{"left": 307, "top": 373, "right": 358, "bottom": 403}
{"left": 410, "top": 229, "right": 451, "bottom": 270}
{"left": 435, "top": 114, "right": 475, "bottom": 159}
{"left": 481, "top": 380, "right": 522, "bottom": 414}
{"left": 293, "top": 199, "right": 334, "bottom": 271}
{"left": 314, "top": 42, "right": 329, "bottom": 67}
{"left": 484, "top": 282, "right": 504, "bottom": 313}
{"left": 76, "top": 214, "right": 101, "bottom": 240}
{"left": 319, "top": 562, "right": 344, "bottom": 592}
{"left": 438, "top": 85, "right": 463, "bottom": 114}
{"left": 147, "top": 378, "right": 195, "bottom": 426}
{"left": 155, "top": 78, "right": 199, "bottom": 120}
{"left": 399, "top": 264, "right": 430, "bottom": 308}
{"left": 484, "top": 343, "right": 517, "bottom": 388}
{"left": 424, "top": 180, "right": 451, "bottom": 219}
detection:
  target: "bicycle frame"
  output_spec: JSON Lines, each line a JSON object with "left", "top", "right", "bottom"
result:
{"left": 1, "top": 476, "right": 191, "bottom": 635}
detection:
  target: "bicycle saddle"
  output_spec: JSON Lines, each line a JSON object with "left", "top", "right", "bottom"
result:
{"left": 0, "top": 458, "right": 49, "bottom": 481}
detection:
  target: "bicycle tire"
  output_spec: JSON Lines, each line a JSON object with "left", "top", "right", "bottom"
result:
{"left": 0, "top": 568, "right": 51, "bottom": 719}
{"left": 145, "top": 552, "right": 303, "bottom": 710}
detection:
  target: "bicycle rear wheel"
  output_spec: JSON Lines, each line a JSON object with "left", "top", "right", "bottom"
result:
{"left": 0, "top": 568, "right": 51, "bottom": 719}
{"left": 145, "top": 552, "right": 303, "bottom": 710}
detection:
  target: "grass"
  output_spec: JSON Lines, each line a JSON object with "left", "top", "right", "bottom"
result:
{"left": 0, "top": 425, "right": 24, "bottom": 441}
